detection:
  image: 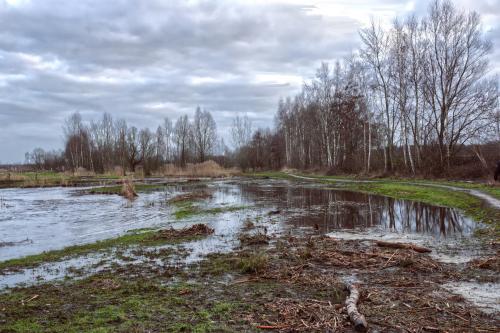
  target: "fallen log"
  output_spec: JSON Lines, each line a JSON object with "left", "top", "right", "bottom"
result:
{"left": 345, "top": 283, "right": 368, "bottom": 332}
{"left": 376, "top": 241, "right": 432, "bottom": 253}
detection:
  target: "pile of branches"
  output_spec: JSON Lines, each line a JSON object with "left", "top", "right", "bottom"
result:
{"left": 271, "top": 236, "right": 441, "bottom": 273}
{"left": 469, "top": 253, "right": 500, "bottom": 271}
{"left": 254, "top": 298, "right": 347, "bottom": 332}
{"left": 239, "top": 231, "right": 270, "bottom": 246}
{"left": 153, "top": 223, "right": 214, "bottom": 240}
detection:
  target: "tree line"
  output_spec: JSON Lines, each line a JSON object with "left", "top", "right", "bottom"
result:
{"left": 236, "top": 0, "right": 499, "bottom": 176}
{"left": 26, "top": 107, "right": 221, "bottom": 175}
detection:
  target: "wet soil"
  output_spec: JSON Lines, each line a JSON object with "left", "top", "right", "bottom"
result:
{"left": 0, "top": 178, "right": 498, "bottom": 332}
{"left": 0, "top": 233, "right": 498, "bottom": 332}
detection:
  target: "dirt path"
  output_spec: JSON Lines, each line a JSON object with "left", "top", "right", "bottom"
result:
{"left": 287, "top": 173, "right": 500, "bottom": 210}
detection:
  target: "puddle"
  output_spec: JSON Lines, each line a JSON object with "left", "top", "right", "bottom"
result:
{"left": 0, "top": 179, "right": 487, "bottom": 289}
{"left": 443, "top": 282, "right": 500, "bottom": 314}
{"left": 237, "top": 180, "right": 477, "bottom": 238}
{"left": 326, "top": 229, "right": 487, "bottom": 263}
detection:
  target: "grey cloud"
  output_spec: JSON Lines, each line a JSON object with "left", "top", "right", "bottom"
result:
{"left": 0, "top": 0, "right": 497, "bottom": 162}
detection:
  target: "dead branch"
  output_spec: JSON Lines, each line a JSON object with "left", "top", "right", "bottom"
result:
{"left": 345, "top": 284, "right": 368, "bottom": 332}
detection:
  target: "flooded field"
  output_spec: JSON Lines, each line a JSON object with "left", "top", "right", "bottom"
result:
{"left": 0, "top": 179, "right": 478, "bottom": 262}
{"left": 0, "top": 178, "right": 498, "bottom": 331}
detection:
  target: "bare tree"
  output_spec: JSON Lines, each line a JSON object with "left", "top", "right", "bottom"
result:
{"left": 126, "top": 126, "right": 141, "bottom": 172}
{"left": 174, "top": 115, "right": 191, "bottom": 167}
{"left": 163, "top": 117, "right": 173, "bottom": 162}
{"left": 231, "top": 114, "right": 252, "bottom": 150}
{"left": 154, "top": 126, "right": 165, "bottom": 168}
{"left": 360, "top": 21, "right": 397, "bottom": 172}
{"left": 422, "top": 0, "right": 496, "bottom": 171}
{"left": 114, "top": 119, "right": 128, "bottom": 174}
{"left": 192, "top": 107, "right": 217, "bottom": 162}
{"left": 139, "top": 128, "right": 154, "bottom": 175}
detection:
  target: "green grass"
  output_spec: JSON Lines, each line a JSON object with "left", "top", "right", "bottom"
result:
{"left": 284, "top": 172, "right": 500, "bottom": 200}
{"left": 410, "top": 179, "right": 500, "bottom": 200}
{"left": 345, "top": 182, "right": 477, "bottom": 208}
{"left": 173, "top": 201, "right": 248, "bottom": 220}
{"left": 0, "top": 272, "right": 249, "bottom": 333}
{"left": 237, "top": 252, "right": 269, "bottom": 274}
{"left": 0, "top": 228, "right": 201, "bottom": 272}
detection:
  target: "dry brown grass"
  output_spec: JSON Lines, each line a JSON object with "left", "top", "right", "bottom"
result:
{"left": 158, "top": 160, "right": 239, "bottom": 178}
{"left": 73, "top": 167, "right": 95, "bottom": 177}
{"left": 120, "top": 179, "right": 138, "bottom": 199}
{"left": 0, "top": 172, "right": 27, "bottom": 181}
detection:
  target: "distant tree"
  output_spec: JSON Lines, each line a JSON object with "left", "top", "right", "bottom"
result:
{"left": 174, "top": 115, "right": 191, "bottom": 167}
{"left": 139, "top": 128, "right": 154, "bottom": 175}
{"left": 31, "top": 148, "right": 46, "bottom": 170}
{"left": 192, "top": 107, "right": 217, "bottom": 162}
{"left": 163, "top": 117, "right": 173, "bottom": 162}
{"left": 231, "top": 114, "right": 252, "bottom": 150}
{"left": 126, "top": 126, "right": 142, "bottom": 172}
{"left": 154, "top": 126, "right": 165, "bottom": 168}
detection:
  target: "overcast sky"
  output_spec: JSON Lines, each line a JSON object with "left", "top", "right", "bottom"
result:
{"left": 0, "top": 0, "right": 498, "bottom": 163}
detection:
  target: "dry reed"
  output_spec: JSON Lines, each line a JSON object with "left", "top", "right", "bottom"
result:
{"left": 158, "top": 161, "right": 239, "bottom": 178}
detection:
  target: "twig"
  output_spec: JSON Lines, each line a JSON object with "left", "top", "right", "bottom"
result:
{"left": 256, "top": 324, "right": 289, "bottom": 329}
{"left": 383, "top": 250, "right": 399, "bottom": 268}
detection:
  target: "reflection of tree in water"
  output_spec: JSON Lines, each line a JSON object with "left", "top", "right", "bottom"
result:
{"left": 238, "top": 184, "right": 475, "bottom": 238}
{"left": 381, "top": 198, "right": 468, "bottom": 238}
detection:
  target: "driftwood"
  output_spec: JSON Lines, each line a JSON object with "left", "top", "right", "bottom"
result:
{"left": 345, "top": 284, "right": 368, "bottom": 332}
{"left": 376, "top": 241, "right": 432, "bottom": 253}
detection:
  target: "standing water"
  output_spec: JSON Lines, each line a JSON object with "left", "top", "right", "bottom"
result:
{"left": 0, "top": 179, "right": 478, "bottom": 263}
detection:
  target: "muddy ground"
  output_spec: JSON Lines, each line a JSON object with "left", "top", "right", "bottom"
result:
{"left": 0, "top": 230, "right": 498, "bottom": 332}
{"left": 0, "top": 178, "right": 499, "bottom": 332}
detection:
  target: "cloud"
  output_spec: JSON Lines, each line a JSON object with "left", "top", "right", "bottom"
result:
{"left": 0, "top": 0, "right": 498, "bottom": 162}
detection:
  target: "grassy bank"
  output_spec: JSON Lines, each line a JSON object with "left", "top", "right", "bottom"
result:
{"left": 0, "top": 227, "right": 208, "bottom": 273}
{"left": 0, "top": 171, "right": 122, "bottom": 189}
{"left": 292, "top": 172, "right": 500, "bottom": 200}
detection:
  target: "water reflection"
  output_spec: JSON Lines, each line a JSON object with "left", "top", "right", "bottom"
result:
{"left": 0, "top": 180, "right": 477, "bottom": 263}
{"left": 236, "top": 182, "right": 475, "bottom": 238}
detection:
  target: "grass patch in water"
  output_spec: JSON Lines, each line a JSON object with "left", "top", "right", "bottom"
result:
{"left": 0, "top": 227, "right": 207, "bottom": 272}
{"left": 173, "top": 201, "right": 248, "bottom": 220}
{"left": 1, "top": 231, "right": 497, "bottom": 332}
